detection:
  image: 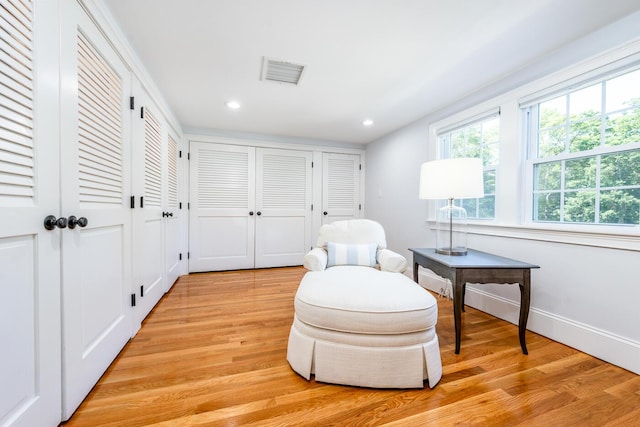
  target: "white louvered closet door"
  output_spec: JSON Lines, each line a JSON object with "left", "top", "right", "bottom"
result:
{"left": 164, "top": 131, "right": 181, "bottom": 290}
{"left": 0, "top": 1, "right": 61, "bottom": 425}
{"left": 131, "top": 83, "right": 165, "bottom": 330}
{"left": 322, "top": 153, "right": 361, "bottom": 224}
{"left": 189, "top": 142, "right": 255, "bottom": 272}
{"left": 59, "top": 0, "right": 133, "bottom": 419}
{"left": 255, "top": 148, "right": 312, "bottom": 268}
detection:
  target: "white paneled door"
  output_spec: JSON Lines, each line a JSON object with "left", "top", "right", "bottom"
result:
{"left": 190, "top": 143, "right": 255, "bottom": 271}
{"left": 164, "top": 132, "right": 181, "bottom": 290}
{"left": 131, "top": 83, "right": 165, "bottom": 330}
{"left": 59, "top": 0, "right": 133, "bottom": 419}
{"left": 189, "top": 142, "right": 312, "bottom": 271}
{"left": 255, "top": 148, "right": 312, "bottom": 268}
{"left": 0, "top": 1, "right": 61, "bottom": 425}
{"left": 322, "top": 153, "right": 361, "bottom": 224}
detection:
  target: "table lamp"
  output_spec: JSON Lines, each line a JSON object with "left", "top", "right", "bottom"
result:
{"left": 419, "top": 158, "right": 484, "bottom": 255}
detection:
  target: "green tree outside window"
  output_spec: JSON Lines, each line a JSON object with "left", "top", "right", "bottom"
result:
{"left": 439, "top": 115, "right": 499, "bottom": 219}
{"left": 531, "top": 68, "right": 640, "bottom": 225}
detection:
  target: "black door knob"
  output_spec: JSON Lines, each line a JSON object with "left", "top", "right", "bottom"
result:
{"left": 249, "top": 211, "right": 254, "bottom": 216}
{"left": 323, "top": 211, "right": 328, "bottom": 215}
{"left": 44, "top": 215, "right": 57, "bottom": 230}
{"left": 168, "top": 212, "right": 173, "bottom": 217}
{"left": 257, "top": 211, "right": 262, "bottom": 216}
{"left": 68, "top": 216, "right": 88, "bottom": 229}
{"left": 44, "top": 215, "right": 67, "bottom": 230}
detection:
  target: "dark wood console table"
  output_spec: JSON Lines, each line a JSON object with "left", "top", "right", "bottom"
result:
{"left": 409, "top": 248, "right": 539, "bottom": 355}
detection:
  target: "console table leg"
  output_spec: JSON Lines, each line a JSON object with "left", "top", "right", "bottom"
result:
{"left": 453, "top": 276, "right": 463, "bottom": 354}
{"left": 461, "top": 283, "right": 466, "bottom": 312}
{"left": 518, "top": 271, "right": 531, "bottom": 355}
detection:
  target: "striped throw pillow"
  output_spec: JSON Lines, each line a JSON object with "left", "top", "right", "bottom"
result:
{"left": 326, "top": 242, "right": 377, "bottom": 267}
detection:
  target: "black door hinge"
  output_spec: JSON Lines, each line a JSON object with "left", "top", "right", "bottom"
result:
{"left": 359, "top": 204, "right": 362, "bottom": 210}
{"left": 311, "top": 161, "right": 314, "bottom": 167}
{"left": 359, "top": 164, "right": 362, "bottom": 170}
{"left": 140, "top": 196, "right": 144, "bottom": 208}
{"left": 131, "top": 293, "right": 136, "bottom": 307}
{"left": 188, "top": 252, "right": 190, "bottom": 259}
{"left": 140, "top": 285, "right": 144, "bottom": 297}
{"left": 179, "top": 253, "right": 182, "bottom": 261}
{"left": 130, "top": 195, "right": 135, "bottom": 209}
{"left": 311, "top": 204, "right": 313, "bottom": 211}
{"left": 188, "top": 202, "right": 190, "bottom": 210}
{"left": 179, "top": 202, "right": 182, "bottom": 209}
{"left": 188, "top": 152, "right": 190, "bottom": 160}
{"left": 129, "top": 96, "right": 135, "bottom": 110}
{"left": 140, "top": 106, "right": 144, "bottom": 119}
{"left": 179, "top": 150, "right": 182, "bottom": 158}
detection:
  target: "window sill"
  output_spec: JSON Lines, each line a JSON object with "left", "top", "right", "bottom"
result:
{"left": 427, "top": 220, "right": 639, "bottom": 252}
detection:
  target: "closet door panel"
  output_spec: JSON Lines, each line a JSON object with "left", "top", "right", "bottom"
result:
{"left": 189, "top": 142, "right": 255, "bottom": 272}
{"left": 256, "top": 216, "right": 307, "bottom": 259}
{"left": 255, "top": 148, "right": 312, "bottom": 268}
{"left": 131, "top": 85, "right": 165, "bottom": 328}
{"left": 0, "top": 0, "right": 61, "bottom": 425}
{"left": 198, "top": 216, "right": 251, "bottom": 254}
{"left": 164, "top": 132, "right": 180, "bottom": 290}
{"left": 322, "top": 153, "right": 361, "bottom": 224}
{"left": 59, "top": 0, "right": 132, "bottom": 419}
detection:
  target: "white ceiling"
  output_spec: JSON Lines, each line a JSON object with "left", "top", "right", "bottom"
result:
{"left": 101, "top": 0, "right": 640, "bottom": 144}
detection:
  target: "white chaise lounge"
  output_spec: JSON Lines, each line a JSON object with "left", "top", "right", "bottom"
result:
{"left": 286, "top": 219, "right": 442, "bottom": 389}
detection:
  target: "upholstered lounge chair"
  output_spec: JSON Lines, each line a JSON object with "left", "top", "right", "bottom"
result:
{"left": 287, "top": 219, "right": 442, "bottom": 389}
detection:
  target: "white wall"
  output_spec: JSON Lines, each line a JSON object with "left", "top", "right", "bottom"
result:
{"left": 365, "top": 118, "right": 431, "bottom": 258}
{"left": 365, "top": 13, "right": 640, "bottom": 374}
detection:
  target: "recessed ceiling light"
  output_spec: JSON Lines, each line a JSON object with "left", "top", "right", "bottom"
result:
{"left": 225, "top": 100, "right": 241, "bottom": 109}
{"left": 362, "top": 119, "right": 374, "bottom": 126}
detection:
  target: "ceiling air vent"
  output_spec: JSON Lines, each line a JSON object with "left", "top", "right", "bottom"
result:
{"left": 261, "top": 57, "right": 305, "bottom": 85}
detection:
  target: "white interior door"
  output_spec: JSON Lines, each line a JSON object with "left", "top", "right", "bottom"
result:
{"left": 189, "top": 142, "right": 255, "bottom": 272}
{"left": 0, "top": 1, "right": 61, "bottom": 425}
{"left": 322, "top": 153, "right": 361, "bottom": 224}
{"left": 255, "top": 148, "right": 312, "bottom": 268}
{"left": 131, "top": 84, "right": 165, "bottom": 328}
{"left": 59, "top": 0, "right": 133, "bottom": 419}
{"left": 164, "top": 132, "right": 181, "bottom": 290}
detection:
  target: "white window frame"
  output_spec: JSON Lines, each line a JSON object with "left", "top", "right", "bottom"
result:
{"left": 436, "top": 108, "right": 500, "bottom": 221}
{"left": 432, "top": 108, "right": 500, "bottom": 221}
{"left": 522, "top": 62, "right": 640, "bottom": 228}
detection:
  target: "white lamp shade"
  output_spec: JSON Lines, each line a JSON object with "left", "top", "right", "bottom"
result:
{"left": 419, "top": 158, "right": 484, "bottom": 199}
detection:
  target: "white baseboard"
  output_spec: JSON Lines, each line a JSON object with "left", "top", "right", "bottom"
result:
{"left": 418, "top": 268, "right": 640, "bottom": 375}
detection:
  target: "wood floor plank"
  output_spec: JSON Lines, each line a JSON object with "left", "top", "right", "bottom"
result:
{"left": 63, "top": 267, "right": 639, "bottom": 426}
{"left": 381, "top": 389, "right": 516, "bottom": 426}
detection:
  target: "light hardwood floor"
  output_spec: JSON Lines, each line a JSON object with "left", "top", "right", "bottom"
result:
{"left": 63, "top": 267, "right": 640, "bottom": 426}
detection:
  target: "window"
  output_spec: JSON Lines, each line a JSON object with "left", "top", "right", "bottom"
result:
{"left": 525, "top": 67, "right": 640, "bottom": 225}
{"left": 438, "top": 112, "right": 499, "bottom": 219}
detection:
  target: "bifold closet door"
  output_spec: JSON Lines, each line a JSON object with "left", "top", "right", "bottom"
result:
{"left": 59, "top": 0, "right": 133, "bottom": 419}
{"left": 164, "top": 132, "right": 181, "bottom": 290}
{"left": 131, "top": 84, "right": 166, "bottom": 329}
{"left": 254, "top": 148, "right": 312, "bottom": 268}
{"left": 322, "top": 153, "right": 361, "bottom": 224}
{"left": 189, "top": 143, "right": 312, "bottom": 271}
{"left": 0, "top": 1, "right": 61, "bottom": 425}
{"left": 190, "top": 142, "right": 256, "bottom": 272}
